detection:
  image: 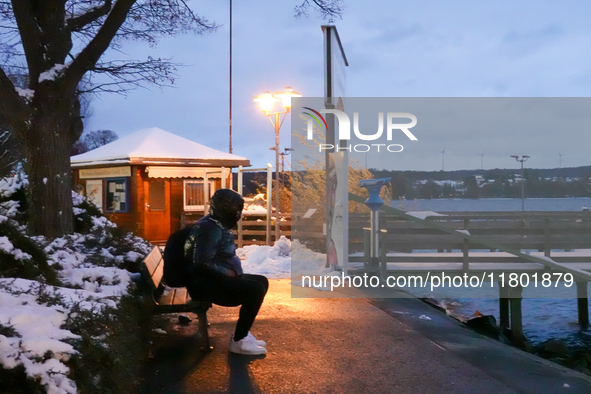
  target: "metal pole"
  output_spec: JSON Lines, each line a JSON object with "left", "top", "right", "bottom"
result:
{"left": 281, "top": 153, "right": 285, "bottom": 188}
{"left": 228, "top": 0, "right": 232, "bottom": 153}
{"left": 275, "top": 112, "right": 280, "bottom": 242}
{"left": 237, "top": 165, "right": 243, "bottom": 248}
{"left": 370, "top": 209, "right": 380, "bottom": 269}
{"left": 266, "top": 163, "right": 272, "bottom": 246}
{"left": 204, "top": 172, "right": 209, "bottom": 214}
{"left": 521, "top": 161, "right": 525, "bottom": 212}
{"left": 359, "top": 178, "right": 391, "bottom": 274}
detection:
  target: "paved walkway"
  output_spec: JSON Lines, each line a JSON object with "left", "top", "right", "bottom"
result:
{"left": 142, "top": 279, "right": 591, "bottom": 394}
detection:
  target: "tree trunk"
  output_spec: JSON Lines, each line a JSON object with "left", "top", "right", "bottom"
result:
{"left": 24, "top": 92, "right": 82, "bottom": 237}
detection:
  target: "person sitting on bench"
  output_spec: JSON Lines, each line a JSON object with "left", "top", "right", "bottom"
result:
{"left": 185, "top": 188, "right": 268, "bottom": 355}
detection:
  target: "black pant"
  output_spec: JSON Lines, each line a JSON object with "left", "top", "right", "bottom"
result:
{"left": 187, "top": 273, "right": 269, "bottom": 341}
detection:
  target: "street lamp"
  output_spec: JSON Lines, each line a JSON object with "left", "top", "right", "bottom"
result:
{"left": 511, "top": 155, "right": 530, "bottom": 211}
{"left": 254, "top": 86, "right": 301, "bottom": 241}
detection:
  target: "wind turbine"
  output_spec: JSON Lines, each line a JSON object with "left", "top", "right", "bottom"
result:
{"left": 478, "top": 150, "right": 485, "bottom": 170}
{"left": 558, "top": 150, "right": 563, "bottom": 169}
{"left": 440, "top": 145, "right": 446, "bottom": 171}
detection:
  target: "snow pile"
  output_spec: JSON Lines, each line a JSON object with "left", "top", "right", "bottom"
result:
{"left": 243, "top": 204, "right": 268, "bottom": 215}
{"left": 238, "top": 236, "right": 291, "bottom": 278}
{"left": 237, "top": 236, "right": 331, "bottom": 281}
{"left": 244, "top": 193, "right": 266, "bottom": 202}
{"left": 242, "top": 194, "right": 268, "bottom": 215}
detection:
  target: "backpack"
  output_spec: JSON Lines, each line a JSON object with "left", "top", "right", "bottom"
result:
{"left": 162, "top": 225, "right": 194, "bottom": 287}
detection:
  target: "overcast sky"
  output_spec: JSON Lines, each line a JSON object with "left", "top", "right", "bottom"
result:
{"left": 86, "top": 0, "right": 591, "bottom": 172}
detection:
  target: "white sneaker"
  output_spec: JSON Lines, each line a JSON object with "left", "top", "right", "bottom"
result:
{"left": 247, "top": 332, "right": 266, "bottom": 347}
{"left": 230, "top": 332, "right": 266, "bottom": 347}
{"left": 229, "top": 335, "right": 267, "bottom": 355}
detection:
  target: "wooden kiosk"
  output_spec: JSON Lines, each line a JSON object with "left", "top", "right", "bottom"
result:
{"left": 70, "top": 127, "right": 250, "bottom": 243}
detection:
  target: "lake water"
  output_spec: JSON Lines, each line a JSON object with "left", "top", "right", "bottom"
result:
{"left": 390, "top": 197, "right": 591, "bottom": 349}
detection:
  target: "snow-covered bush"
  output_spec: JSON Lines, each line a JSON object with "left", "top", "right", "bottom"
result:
{"left": 0, "top": 174, "right": 152, "bottom": 394}
{"left": 0, "top": 219, "right": 58, "bottom": 284}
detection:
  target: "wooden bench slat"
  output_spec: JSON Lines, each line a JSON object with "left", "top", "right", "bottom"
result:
{"left": 172, "top": 287, "right": 188, "bottom": 305}
{"left": 144, "top": 246, "right": 163, "bottom": 277}
{"left": 151, "top": 258, "right": 164, "bottom": 290}
{"left": 158, "top": 287, "right": 176, "bottom": 306}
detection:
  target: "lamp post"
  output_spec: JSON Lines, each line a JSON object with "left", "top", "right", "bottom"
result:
{"left": 254, "top": 87, "right": 301, "bottom": 242}
{"left": 511, "top": 155, "right": 530, "bottom": 211}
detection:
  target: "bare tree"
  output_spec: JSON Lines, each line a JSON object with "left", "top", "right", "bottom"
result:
{"left": 0, "top": 1, "right": 343, "bottom": 237}
{"left": 83, "top": 129, "right": 118, "bottom": 151}
{"left": 69, "top": 139, "right": 87, "bottom": 156}
{"left": 295, "top": 0, "right": 344, "bottom": 21}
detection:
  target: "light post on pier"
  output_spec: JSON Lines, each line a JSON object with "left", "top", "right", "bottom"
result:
{"left": 254, "top": 87, "right": 301, "bottom": 241}
{"left": 511, "top": 155, "right": 530, "bottom": 212}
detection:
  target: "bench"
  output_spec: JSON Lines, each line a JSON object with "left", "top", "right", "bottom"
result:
{"left": 141, "top": 245, "right": 212, "bottom": 350}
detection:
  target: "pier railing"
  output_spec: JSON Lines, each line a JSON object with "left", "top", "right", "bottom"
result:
{"left": 295, "top": 209, "right": 591, "bottom": 261}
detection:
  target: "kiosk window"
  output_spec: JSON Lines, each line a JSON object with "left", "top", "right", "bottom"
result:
{"left": 85, "top": 179, "right": 103, "bottom": 212}
{"left": 105, "top": 178, "right": 128, "bottom": 212}
{"left": 184, "top": 179, "right": 214, "bottom": 211}
{"left": 148, "top": 179, "right": 166, "bottom": 211}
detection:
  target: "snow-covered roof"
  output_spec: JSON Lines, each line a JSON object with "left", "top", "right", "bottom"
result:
{"left": 71, "top": 127, "right": 250, "bottom": 167}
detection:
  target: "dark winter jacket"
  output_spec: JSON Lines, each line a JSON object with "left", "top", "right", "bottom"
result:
{"left": 184, "top": 214, "right": 241, "bottom": 277}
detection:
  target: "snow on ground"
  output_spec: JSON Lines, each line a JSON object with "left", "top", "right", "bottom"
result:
{"left": 238, "top": 236, "right": 329, "bottom": 279}
{"left": 237, "top": 236, "right": 335, "bottom": 290}
{"left": 242, "top": 194, "right": 269, "bottom": 215}
{"left": 237, "top": 237, "right": 291, "bottom": 278}
{"left": 242, "top": 204, "right": 268, "bottom": 215}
